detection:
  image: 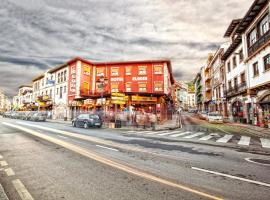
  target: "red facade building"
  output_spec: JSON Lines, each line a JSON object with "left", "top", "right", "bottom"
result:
{"left": 66, "top": 57, "right": 174, "bottom": 120}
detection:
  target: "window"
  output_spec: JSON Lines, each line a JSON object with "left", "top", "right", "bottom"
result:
{"left": 126, "top": 83, "right": 131, "bottom": 92}
{"left": 234, "top": 77, "right": 237, "bottom": 88}
{"left": 232, "top": 56, "right": 237, "bottom": 68}
{"left": 138, "top": 83, "right": 147, "bottom": 92}
{"left": 138, "top": 66, "right": 147, "bottom": 75}
{"left": 57, "top": 88, "right": 59, "bottom": 95}
{"left": 154, "top": 82, "right": 163, "bottom": 91}
{"left": 111, "top": 83, "right": 118, "bottom": 92}
{"left": 61, "top": 72, "right": 64, "bottom": 82}
{"left": 60, "top": 87, "right": 63, "bottom": 99}
{"left": 227, "top": 61, "right": 231, "bottom": 72}
{"left": 240, "top": 72, "right": 246, "bottom": 84}
{"left": 154, "top": 65, "right": 163, "bottom": 74}
{"left": 96, "top": 68, "right": 105, "bottom": 76}
{"left": 249, "top": 28, "right": 257, "bottom": 46}
{"left": 264, "top": 54, "right": 270, "bottom": 71}
{"left": 111, "top": 67, "right": 119, "bottom": 76}
{"left": 239, "top": 49, "right": 243, "bottom": 62}
{"left": 228, "top": 81, "right": 232, "bottom": 89}
{"left": 58, "top": 73, "right": 60, "bottom": 83}
{"left": 64, "top": 86, "right": 66, "bottom": 93}
{"left": 83, "top": 82, "right": 89, "bottom": 95}
{"left": 64, "top": 70, "right": 67, "bottom": 81}
{"left": 253, "top": 62, "right": 259, "bottom": 76}
{"left": 260, "top": 15, "right": 269, "bottom": 36}
{"left": 50, "top": 89, "right": 52, "bottom": 98}
{"left": 83, "top": 65, "right": 90, "bottom": 75}
{"left": 125, "top": 66, "right": 131, "bottom": 75}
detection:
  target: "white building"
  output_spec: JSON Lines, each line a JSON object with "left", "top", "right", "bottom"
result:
{"left": 12, "top": 85, "right": 33, "bottom": 110}
{"left": 0, "top": 90, "right": 11, "bottom": 111}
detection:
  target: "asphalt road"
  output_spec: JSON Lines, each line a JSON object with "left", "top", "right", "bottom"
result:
{"left": 0, "top": 116, "right": 270, "bottom": 200}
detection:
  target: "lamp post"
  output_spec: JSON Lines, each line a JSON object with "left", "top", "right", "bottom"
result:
{"left": 97, "top": 75, "right": 108, "bottom": 119}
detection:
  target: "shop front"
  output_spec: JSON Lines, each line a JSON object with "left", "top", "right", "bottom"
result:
{"left": 258, "top": 93, "right": 270, "bottom": 128}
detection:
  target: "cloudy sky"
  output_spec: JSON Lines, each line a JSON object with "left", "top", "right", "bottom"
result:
{"left": 0, "top": 0, "right": 252, "bottom": 97}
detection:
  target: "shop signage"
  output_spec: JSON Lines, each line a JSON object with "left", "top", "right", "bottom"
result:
{"left": 84, "top": 99, "right": 94, "bottom": 105}
{"left": 112, "top": 92, "right": 125, "bottom": 97}
{"left": 96, "top": 98, "right": 106, "bottom": 105}
{"left": 131, "top": 96, "right": 157, "bottom": 102}
{"left": 111, "top": 96, "right": 128, "bottom": 101}
{"left": 132, "top": 77, "right": 147, "bottom": 81}
{"left": 111, "top": 77, "right": 123, "bottom": 82}
{"left": 69, "top": 65, "right": 76, "bottom": 94}
{"left": 111, "top": 99, "right": 126, "bottom": 105}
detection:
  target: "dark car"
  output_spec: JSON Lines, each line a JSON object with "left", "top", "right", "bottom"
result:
{"left": 72, "top": 114, "right": 102, "bottom": 128}
{"left": 3, "top": 112, "right": 11, "bottom": 118}
{"left": 22, "top": 112, "right": 36, "bottom": 120}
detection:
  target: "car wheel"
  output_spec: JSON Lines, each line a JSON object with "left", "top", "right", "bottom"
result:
{"left": 84, "top": 122, "right": 88, "bottom": 129}
{"left": 72, "top": 121, "right": 76, "bottom": 127}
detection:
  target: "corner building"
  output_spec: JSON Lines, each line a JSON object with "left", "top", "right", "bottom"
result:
{"left": 67, "top": 57, "right": 174, "bottom": 121}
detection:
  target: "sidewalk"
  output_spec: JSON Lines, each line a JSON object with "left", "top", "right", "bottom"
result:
{"left": 0, "top": 184, "right": 8, "bottom": 200}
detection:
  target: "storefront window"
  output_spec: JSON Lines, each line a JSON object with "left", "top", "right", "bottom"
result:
{"left": 111, "top": 67, "right": 119, "bottom": 76}
{"left": 111, "top": 83, "right": 118, "bottom": 92}
{"left": 138, "top": 66, "right": 147, "bottom": 75}
{"left": 83, "top": 82, "right": 89, "bottom": 95}
{"left": 138, "top": 83, "right": 147, "bottom": 92}
{"left": 154, "top": 65, "right": 163, "bottom": 74}
{"left": 96, "top": 68, "right": 105, "bottom": 76}
{"left": 154, "top": 82, "right": 163, "bottom": 91}
{"left": 83, "top": 65, "right": 90, "bottom": 75}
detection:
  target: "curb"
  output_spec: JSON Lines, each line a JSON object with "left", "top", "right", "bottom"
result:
{"left": 0, "top": 184, "right": 9, "bottom": 200}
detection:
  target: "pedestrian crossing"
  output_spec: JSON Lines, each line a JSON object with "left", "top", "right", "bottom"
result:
{"left": 124, "top": 129, "right": 270, "bottom": 149}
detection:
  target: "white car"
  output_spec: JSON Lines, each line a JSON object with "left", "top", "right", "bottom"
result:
{"left": 207, "top": 113, "right": 223, "bottom": 123}
{"left": 199, "top": 111, "right": 208, "bottom": 120}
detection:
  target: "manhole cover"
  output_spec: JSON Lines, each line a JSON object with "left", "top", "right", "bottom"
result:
{"left": 245, "top": 158, "right": 270, "bottom": 166}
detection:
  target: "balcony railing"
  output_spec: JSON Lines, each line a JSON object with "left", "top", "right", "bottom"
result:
{"left": 248, "top": 29, "right": 270, "bottom": 57}
{"left": 225, "top": 82, "right": 247, "bottom": 97}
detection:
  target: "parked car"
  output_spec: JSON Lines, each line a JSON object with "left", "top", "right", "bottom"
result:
{"left": 22, "top": 112, "right": 36, "bottom": 120}
{"left": 72, "top": 114, "right": 102, "bottom": 128}
{"left": 199, "top": 111, "right": 208, "bottom": 120}
{"left": 207, "top": 113, "right": 223, "bottom": 123}
{"left": 30, "top": 113, "right": 46, "bottom": 122}
{"left": 3, "top": 112, "right": 11, "bottom": 118}
{"left": 188, "top": 109, "right": 197, "bottom": 113}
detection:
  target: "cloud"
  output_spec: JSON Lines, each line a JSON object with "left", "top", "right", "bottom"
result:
{"left": 0, "top": 0, "right": 252, "bottom": 97}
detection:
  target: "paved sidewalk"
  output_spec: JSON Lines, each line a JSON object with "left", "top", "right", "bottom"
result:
{"left": 0, "top": 184, "right": 8, "bottom": 200}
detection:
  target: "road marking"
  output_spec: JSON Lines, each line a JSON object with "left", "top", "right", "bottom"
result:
{"left": 0, "top": 154, "right": 3, "bottom": 159}
{"left": 12, "top": 179, "right": 34, "bottom": 200}
{"left": 96, "top": 145, "right": 119, "bottom": 152}
{"left": 170, "top": 131, "right": 191, "bottom": 138}
{"left": 199, "top": 134, "right": 214, "bottom": 141}
{"left": 57, "top": 135, "right": 68, "bottom": 139}
{"left": 184, "top": 132, "right": 205, "bottom": 139}
{"left": 4, "top": 122, "right": 223, "bottom": 200}
{"left": 260, "top": 138, "right": 270, "bottom": 148}
{"left": 0, "top": 161, "right": 8, "bottom": 167}
{"left": 192, "top": 167, "right": 270, "bottom": 188}
{"left": 5, "top": 168, "right": 15, "bottom": 176}
{"left": 244, "top": 158, "right": 270, "bottom": 166}
{"left": 146, "top": 131, "right": 167, "bottom": 135}
{"left": 238, "top": 136, "right": 250, "bottom": 146}
{"left": 158, "top": 132, "right": 174, "bottom": 136}
{"left": 216, "top": 134, "right": 233, "bottom": 143}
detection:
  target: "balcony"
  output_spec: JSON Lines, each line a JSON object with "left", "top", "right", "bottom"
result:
{"left": 248, "top": 29, "right": 270, "bottom": 57}
{"left": 225, "top": 82, "right": 247, "bottom": 98}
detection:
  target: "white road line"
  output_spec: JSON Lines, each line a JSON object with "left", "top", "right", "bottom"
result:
{"left": 158, "top": 132, "right": 175, "bottom": 136}
{"left": 5, "top": 168, "right": 15, "bottom": 176}
{"left": 184, "top": 132, "right": 205, "bottom": 139}
{"left": 0, "top": 161, "right": 8, "bottom": 167}
{"left": 238, "top": 136, "right": 251, "bottom": 146}
{"left": 96, "top": 145, "right": 119, "bottom": 152}
{"left": 245, "top": 158, "right": 270, "bottom": 166}
{"left": 216, "top": 134, "right": 233, "bottom": 143}
{"left": 192, "top": 167, "right": 270, "bottom": 188}
{"left": 136, "top": 131, "right": 153, "bottom": 134}
{"left": 12, "top": 179, "right": 34, "bottom": 200}
{"left": 170, "top": 131, "right": 192, "bottom": 138}
{"left": 146, "top": 131, "right": 167, "bottom": 135}
{"left": 57, "top": 135, "right": 68, "bottom": 139}
{"left": 0, "top": 154, "right": 3, "bottom": 159}
{"left": 199, "top": 134, "right": 214, "bottom": 141}
{"left": 260, "top": 138, "right": 270, "bottom": 148}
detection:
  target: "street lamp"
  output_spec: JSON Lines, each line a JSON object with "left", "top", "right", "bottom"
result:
{"left": 97, "top": 75, "right": 109, "bottom": 117}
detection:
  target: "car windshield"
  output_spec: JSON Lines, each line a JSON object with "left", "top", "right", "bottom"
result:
{"left": 90, "top": 115, "right": 100, "bottom": 119}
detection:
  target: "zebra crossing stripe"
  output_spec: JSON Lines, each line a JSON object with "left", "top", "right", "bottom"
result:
{"left": 260, "top": 138, "right": 270, "bottom": 148}
{"left": 238, "top": 136, "right": 251, "bottom": 146}
{"left": 216, "top": 134, "right": 233, "bottom": 143}
{"left": 199, "top": 134, "right": 214, "bottom": 141}
{"left": 184, "top": 132, "right": 205, "bottom": 139}
{"left": 158, "top": 131, "right": 182, "bottom": 136}
{"left": 170, "top": 131, "right": 192, "bottom": 138}
{"left": 146, "top": 131, "right": 167, "bottom": 135}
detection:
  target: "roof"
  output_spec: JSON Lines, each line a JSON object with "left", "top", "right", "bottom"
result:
{"left": 32, "top": 74, "right": 45, "bottom": 82}
{"left": 221, "top": 35, "right": 242, "bottom": 61}
{"left": 235, "top": 0, "right": 268, "bottom": 34}
{"left": 19, "top": 84, "right": 32, "bottom": 89}
{"left": 224, "top": 19, "right": 242, "bottom": 37}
